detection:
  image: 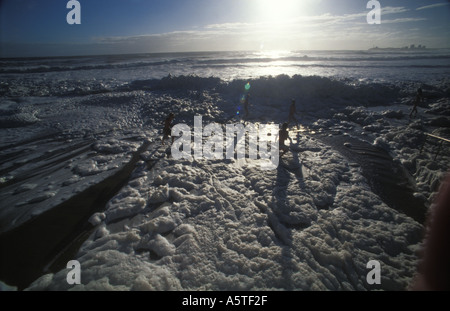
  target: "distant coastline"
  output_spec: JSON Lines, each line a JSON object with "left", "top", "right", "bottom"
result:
{"left": 369, "top": 44, "right": 427, "bottom": 51}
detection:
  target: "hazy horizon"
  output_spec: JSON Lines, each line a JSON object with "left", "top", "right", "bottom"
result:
{"left": 2, "top": 47, "right": 450, "bottom": 60}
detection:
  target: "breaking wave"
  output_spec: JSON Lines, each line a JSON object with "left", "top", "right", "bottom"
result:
{"left": 1, "top": 50, "right": 449, "bottom": 75}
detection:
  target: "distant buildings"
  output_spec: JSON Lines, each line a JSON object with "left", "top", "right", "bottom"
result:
{"left": 369, "top": 44, "right": 427, "bottom": 51}
{"left": 403, "top": 44, "right": 427, "bottom": 50}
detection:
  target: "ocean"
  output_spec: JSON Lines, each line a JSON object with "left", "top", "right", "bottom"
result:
{"left": 1, "top": 49, "right": 450, "bottom": 86}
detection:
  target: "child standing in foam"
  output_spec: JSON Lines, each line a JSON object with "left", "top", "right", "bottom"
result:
{"left": 410, "top": 88, "right": 423, "bottom": 119}
{"left": 162, "top": 113, "right": 175, "bottom": 145}
{"left": 279, "top": 123, "right": 292, "bottom": 158}
{"left": 288, "top": 99, "right": 299, "bottom": 127}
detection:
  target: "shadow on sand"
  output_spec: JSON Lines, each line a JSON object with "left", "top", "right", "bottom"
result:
{"left": 270, "top": 144, "right": 307, "bottom": 290}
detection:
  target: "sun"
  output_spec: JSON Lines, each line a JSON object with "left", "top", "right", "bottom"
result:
{"left": 257, "top": 0, "right": 305, "bottom": 23}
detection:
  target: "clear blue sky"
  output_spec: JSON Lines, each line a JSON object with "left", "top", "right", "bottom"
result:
{"left": 1, "top": 0, "right": 449, "bottom": 57}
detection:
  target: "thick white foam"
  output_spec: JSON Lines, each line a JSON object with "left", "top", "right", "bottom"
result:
{"left": 0, "top": 52, "right": 448, "bottom": 291}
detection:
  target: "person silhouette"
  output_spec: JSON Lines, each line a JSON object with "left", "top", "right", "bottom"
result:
{"left": 409, "top": 88, "right": 423, "bottom": 119}
{"left": 279, "top": 123, "right": 292, "bottom": 157}
{"left": 288, "top": 99, "right": 298, "bottom": 126}
{"left": 162, "top": 113, "right": 175, "bottom": 145}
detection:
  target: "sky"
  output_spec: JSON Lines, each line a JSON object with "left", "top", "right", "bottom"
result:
{"left": 0, "top": 0, "right": 449, "bottom": 57}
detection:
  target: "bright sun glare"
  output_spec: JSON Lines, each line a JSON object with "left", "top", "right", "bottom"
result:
{"left": 257, "top": 0, "right": 305, "bottom": 23}
{"left": 254, "top": 0, "right": 311, "bottom": 51}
